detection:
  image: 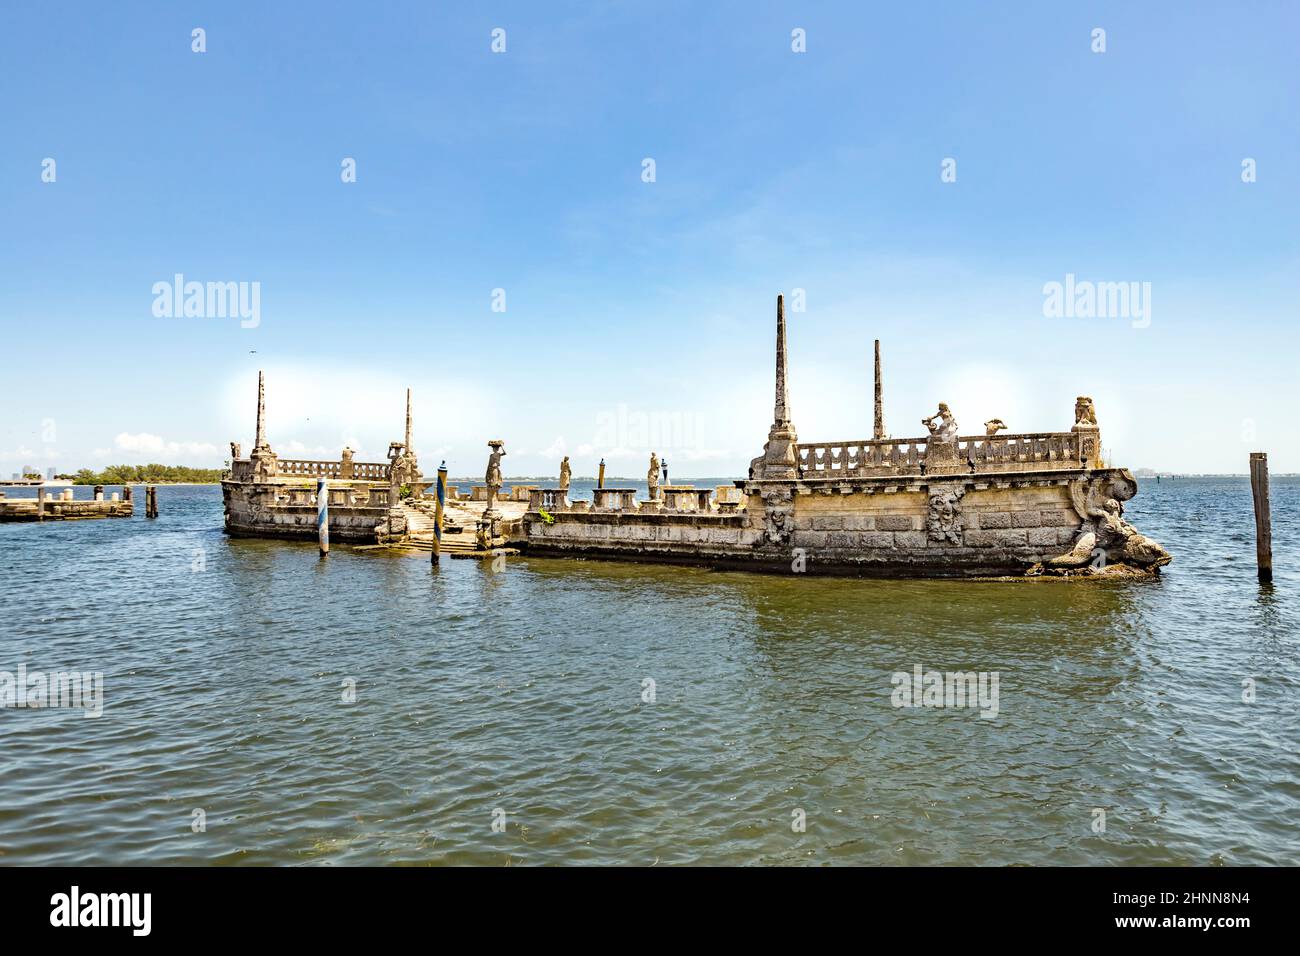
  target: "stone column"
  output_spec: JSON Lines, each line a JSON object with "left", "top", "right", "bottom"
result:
{"left": 249, "top": 370, "right": 278, "bottom": 479}
{"left": 254, "top": 370, "right": 268, "bottom": 452}
{"left": 873, "top": 339, "right": 885, "bottom": 441}
{"left": 404, "top": 388, "right": 413, "bottom": 459}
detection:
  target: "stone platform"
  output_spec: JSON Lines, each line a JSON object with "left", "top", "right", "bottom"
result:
{"left": 0, "top": 493, "right": 133, "bottom": 522}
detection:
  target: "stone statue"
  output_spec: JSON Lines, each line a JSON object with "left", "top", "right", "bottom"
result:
{"left": 1097, "top": 498, "right": 1169, "bottom": 566}
{"left": 485, "top": 440, "right": 505, "bottom": 513}
{"left": 922, "top": 403, "right": 960, "bottom": 469}
{"left": 922, "top": 403, "right": 959, "bottom": 444}
{"left": 926, "top": 485, "right": 965, "bottom": 544}
{"left": 340, "top": 446, "right": 355, "bottom": 479}
{"left": 647, "top": 452, "right": 661, "bottom": 499}
{"left": 485, "top": 441, "right": 505, "bottom": 488}
{"left": 1055, "top": 473, "right": 1171, "bottom": 570}
{"left": 559, "top": 456, "right": 571, "bottom": 492}
{"left": 230, "top": 442, "right": 242, "bottom": 460}
{"left": 984, "top": 419, "right": 1007, "bottom": 437}
{"left": 1074, "top": 396, "right": 1098, "bottom": 427}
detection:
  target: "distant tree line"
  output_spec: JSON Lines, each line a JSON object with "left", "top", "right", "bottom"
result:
{"left": 62, "top": 464, "right": 224, "bottom": 485}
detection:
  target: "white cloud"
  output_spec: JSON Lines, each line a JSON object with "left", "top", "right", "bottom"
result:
{"left": 103, "top": 432, "right": 221, "bottom": 464}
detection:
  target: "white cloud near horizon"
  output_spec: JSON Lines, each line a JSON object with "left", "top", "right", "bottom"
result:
{"left": 92, "top": 433, "right": 222, "bottom": 464}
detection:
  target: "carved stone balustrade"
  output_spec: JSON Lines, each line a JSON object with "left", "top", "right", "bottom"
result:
{"left": 272, "top": 458, "right": 390, "bottom": 481}
{"left": 591, "top": 488, "right": 638, "bottom": 512}
{"left": 795, "top": 432, "right": 1084, "bottom": 479}
{"left": 661, "top": 486, "right": 714, "bottom": 513}
{"left": 528, "top": 488, "right": 571, "bottom": 512}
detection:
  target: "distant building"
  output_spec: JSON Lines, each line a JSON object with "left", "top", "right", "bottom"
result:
{"left": 46, "top": 467, "right": 56, "bottom": 480}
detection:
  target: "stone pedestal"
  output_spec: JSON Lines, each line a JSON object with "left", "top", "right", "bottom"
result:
{"left": 1072, "top": 424, "right": 1102, "bottom": 468}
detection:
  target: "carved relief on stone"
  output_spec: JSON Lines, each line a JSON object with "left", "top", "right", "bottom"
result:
{"left": 758, "top": 488, "right": 794, "bottom": 547}
{"left": 250, "top": 451, "right": 278, "bottom": 481}
{"left": 1079, "top": 435, "right": 1097, "bottom": 464}
{"left": 1068, "top": 472, "right": 1136, "bottom": 521}
{"left": 925, "top": 484, "right": 965, "bottom": 544}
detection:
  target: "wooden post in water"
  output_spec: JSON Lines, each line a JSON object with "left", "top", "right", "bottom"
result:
{"left": 432, "top": 461, "right": 447, "bottom": 565}
{"left": 37, "top": 485, "right": 46, "bottom": 522}
{"left": 317, "top": 477, "right": 329, "bottom": 556}
{"left": 598, "top": 458, "right": 606, "bottom": 489}
{"left": 1250, "top": 452, "right": 1272, "bottom": 584}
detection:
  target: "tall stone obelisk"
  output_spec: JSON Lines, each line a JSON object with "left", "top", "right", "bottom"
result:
{"left": 249, "top": 370, "right": 278, "bottom": 479}
{"left": 873, "top": 339, "right": 885, "bottom": 440}
{"left": 749, "top": 295, "right": 799, "bottom": 479}
{"left": 254, "top": 370, "right": 268, "bottom": 452}
{"left": 404, "top": 388, "right": 413, "bottom": 458}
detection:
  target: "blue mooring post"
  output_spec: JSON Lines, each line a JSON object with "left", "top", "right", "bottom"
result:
{"left": 317, "top": 477, "right": 329, "bottom": 557}
{"left": 432, "top": 461, "right": 447, "bottom": 566}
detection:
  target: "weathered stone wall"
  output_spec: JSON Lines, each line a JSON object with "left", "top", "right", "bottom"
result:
{"left": 783, "top": 482, "right": 1079, "bottom": 551}
{"left": 525, "top": 511, "right": 762, "bottom": 562}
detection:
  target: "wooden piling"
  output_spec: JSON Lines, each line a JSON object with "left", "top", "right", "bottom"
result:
{"left": 37, "top": 486, "right": 46, "bottom": 522}
{"left": 432, "top": 462, "right": 447, "bottom": 565}
{"left": 317, "top": 477, "right": 329, "bottom": 556}
{"left": 1250, "top": 452, "right": 1272, "bottom": 584}
{"left": 598, "top": 458, "right": 606, "bottom": 489}
{"left": 145, "top": 485, "right": 158, "bottom": 518}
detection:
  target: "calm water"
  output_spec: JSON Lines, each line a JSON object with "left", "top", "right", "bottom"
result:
{"left": 1, "top": 478, "right": 1296, "bottom": 866}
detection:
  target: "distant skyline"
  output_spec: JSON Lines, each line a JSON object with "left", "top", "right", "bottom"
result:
{"left": 3, "top": 3, "right": 1297, "bottom": 477}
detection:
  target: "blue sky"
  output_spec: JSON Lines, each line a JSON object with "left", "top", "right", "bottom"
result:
{"left": 2, "top": 1, "right": 1297, "bottom": 476}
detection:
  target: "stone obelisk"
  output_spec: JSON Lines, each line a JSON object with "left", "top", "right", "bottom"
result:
{"left": 248, "top": 370, "right": 277, "bottom": 479}
{"left": 254, "top": 370, "right": 268, "bottom": 452}
{"left": 873, "top": 339, "right": 885, "bottom": 440}
{"left": 404, "top": 387, "right": 413, "bottom": 458}
{"left": 749, "top": 295, "right": 799, "bottom": 479}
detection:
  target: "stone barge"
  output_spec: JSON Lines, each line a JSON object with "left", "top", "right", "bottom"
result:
{"left": 222, "top": 375, "right": 527, "bottom": 550}
{"left": 224, "top": 295, "right": 1170, "bottom": 578}
{"left": 519, "top": 296, "right": 1170, "bottom": 578}
{"left": 223, "top": 374, "right": 423, "bottom": 544}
